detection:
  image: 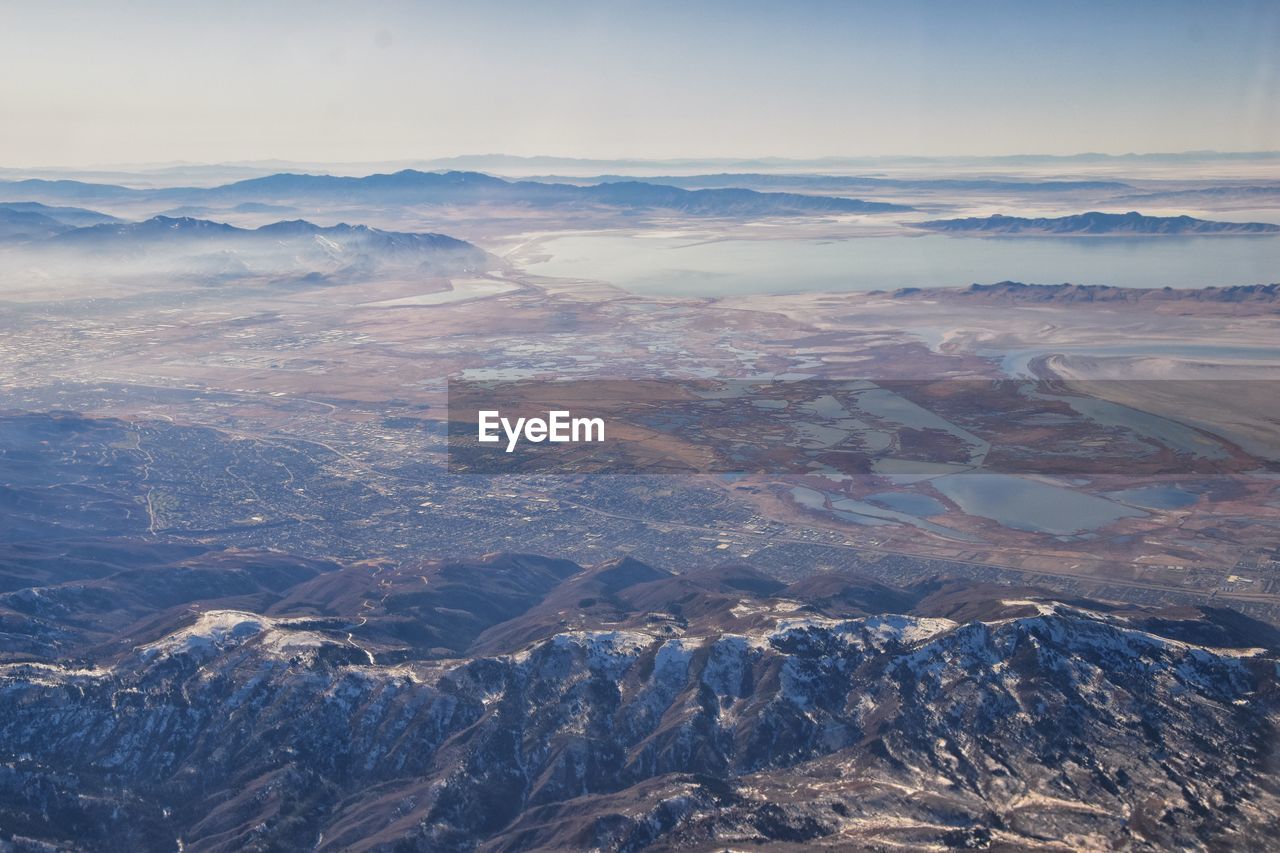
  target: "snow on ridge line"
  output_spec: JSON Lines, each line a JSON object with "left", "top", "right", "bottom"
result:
{"left": 1014, "top": 612, "right": 1270, "bottom": 659}
{"left": 989, "top": 601, "right": 1268, "bottom": 657}
{"left": 729, "top": 598, "right": 805, "bottom": 618}
{"left": 0, "top": 661, "right": 114, "bottom": 687}
{"left": 999, "top": 599, "right": 1060, "bottom": 617}
{"left": 766, "top": 613, "right": 959, "bottom": 647}
{"left": 12, "top": 596, "right": 1269, "bottom": 688}
{"left": 138, "top": 609, "right": 333, "bottom": 660}
{"left": 552, "top": 629, "right": 657, "bottom": 665}
{"left": 138, "top": 610, "right": 266, "bottom": 658}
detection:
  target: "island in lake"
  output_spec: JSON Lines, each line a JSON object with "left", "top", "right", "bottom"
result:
{"left": 914, "top": 210, "right": 1280, "bottom": 235}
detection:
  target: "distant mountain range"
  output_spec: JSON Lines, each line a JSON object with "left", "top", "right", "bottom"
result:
{"left": 1116, "top": 186, "right": 1280, "bottom": 204}
{"left": 914, "top": 211, "right": 1280, "bottom": 235}
{"left": 526, "top": 172, "right": 1135, "bottom": 193}
{"left": 1, "top": 536, "right": 1276, "bottom": 850}
{"left": 51, "top": 215, "right": 475, "bottom": 253}
{"left": 6, "top": 215, "right": 489, "bottom": 282}
{"left": 0, "top": 170, "right": 911, "bottom": 217}
{"left": 0, "top": 200, "right": 119, "bottom": 240}
{"left": 420, "top": 150, "right": 1280, "bottom": 170}
{"left": 6, "top": 150, "right": 1278, "bottom": 186}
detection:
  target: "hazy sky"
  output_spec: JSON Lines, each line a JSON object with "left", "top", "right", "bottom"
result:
{"left": 3, "top": 0, "right": 1278, "bottom": 166}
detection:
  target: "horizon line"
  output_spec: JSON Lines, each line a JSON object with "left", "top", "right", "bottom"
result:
{"left": 4, "top": 149, "right": 1280, "bottom": 174}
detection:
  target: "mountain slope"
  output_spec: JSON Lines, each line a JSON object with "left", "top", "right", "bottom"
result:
{"left": 0, "top": 178, "right": 142, "bottom": 203}
{"left": 1, "top": 549, "right": 1276, "bottom": 851}
{"left": 0, "top": 202, "right": 120, "bottom": 239}
{"left": 0, "top": 207, "right": 67, "bottom": 240}
{"left": 0, "top": 200, "right": 121, "bottom": 227}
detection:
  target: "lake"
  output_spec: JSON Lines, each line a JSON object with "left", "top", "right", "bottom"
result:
{"left": 930, "top": 473, "right": 1147, "bottom": 535}
{"left": 527, "top": 233, "right": 1280, "bottom": 296}
{"left": 1104, "top": 485, "right": 1200, "bottom": 510}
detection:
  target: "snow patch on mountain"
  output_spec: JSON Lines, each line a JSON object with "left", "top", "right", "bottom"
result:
{"left": 0, "top": 661, "right": 113, "bottom": 687}
{"left": 768, "top": 613, "right": 957, "bottom": 650}
{"left": 137, "top": 609, "right": 333, "bottom": 661}
{"left": 551, "top": 629, "right": 655, "bottom": 677}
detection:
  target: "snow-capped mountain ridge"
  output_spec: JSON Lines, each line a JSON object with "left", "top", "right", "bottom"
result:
{"left": 1, "top": 552, "right": 1276, "bottom": 850}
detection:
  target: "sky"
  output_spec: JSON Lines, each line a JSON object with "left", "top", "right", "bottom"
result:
{"left": 2, "top": 0, "right": 1278, "bottom": 166}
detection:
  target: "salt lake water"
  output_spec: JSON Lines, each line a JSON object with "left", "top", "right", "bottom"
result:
{"left": 529, "top": 233, "right": 1280, "bottom": 296}
{"left": 930, "top": 474, "right": 1147, "bottom": 535}
{"left": 1104, "top": 485, "right": 1200, "bottom": 510}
